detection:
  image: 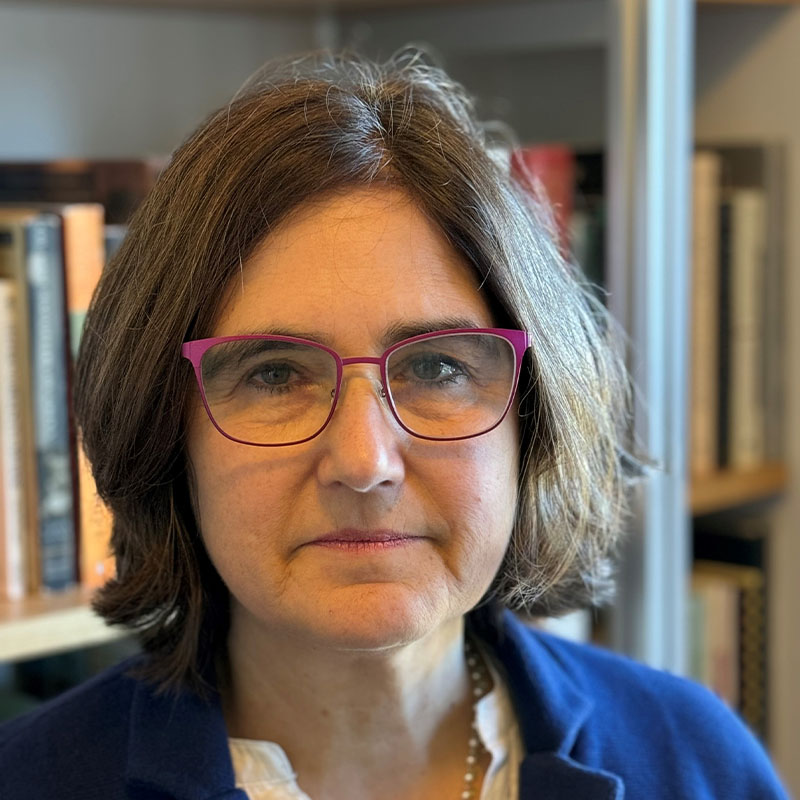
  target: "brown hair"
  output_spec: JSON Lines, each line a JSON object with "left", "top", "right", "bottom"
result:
{"left": 74, "top": 49, "right": 639, "bottom": 695}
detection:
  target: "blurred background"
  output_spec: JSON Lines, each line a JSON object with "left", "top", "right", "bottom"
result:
{"left": 0, "top": 0, "right": 797, "bottom": 795}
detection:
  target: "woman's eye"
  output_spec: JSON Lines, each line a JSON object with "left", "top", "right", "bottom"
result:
{"left": 410, "top": 355, "right": 462, "bottom": 381}
{"left": 245, "top": 361, "right": 301, "bottom": 391}
{"left": 256, "top": 363, "right": 292, "bottom": 385}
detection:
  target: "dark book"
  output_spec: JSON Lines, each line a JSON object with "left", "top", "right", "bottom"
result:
{"left": 717, "top": 199, "right": 732, "bottom": 467}
{"left": 24, "top": 213, "right": 76, "bottom": 590}
{"left": 571, "top": 152, "right": 605, "bottom": 299}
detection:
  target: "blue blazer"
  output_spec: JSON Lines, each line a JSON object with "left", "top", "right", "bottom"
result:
{"left": 0, "top": 609, "right": 789, "bottom": 799}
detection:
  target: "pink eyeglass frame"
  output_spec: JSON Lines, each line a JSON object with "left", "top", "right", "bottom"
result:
{"left": 181, "top": 327, "right": 532, "bottom": 447}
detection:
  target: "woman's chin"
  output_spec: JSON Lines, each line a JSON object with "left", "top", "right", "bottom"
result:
{"left": 281, "top": 582, "right": 458, "bottom": 653}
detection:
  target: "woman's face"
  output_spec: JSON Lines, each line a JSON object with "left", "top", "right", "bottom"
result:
{"left": 187, "top": 187, "right": 519, "bottom": 652}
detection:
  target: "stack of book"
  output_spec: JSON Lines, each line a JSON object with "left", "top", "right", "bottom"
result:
{"left": 689, "top": 145, "right": 786, "bottom": 476}
{"left": 0, "top": 160, "right": 163, "bottom": 601}
{"left": 690, "top": 522, "right": 769, "bottom": 740}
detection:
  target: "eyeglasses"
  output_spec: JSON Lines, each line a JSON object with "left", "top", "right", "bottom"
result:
{"left": 181, "top": 328, "right": 531, "bottom": 447}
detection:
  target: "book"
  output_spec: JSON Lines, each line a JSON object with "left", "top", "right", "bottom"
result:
{"left": 689, "top": 150, "right": 722, "bottom": 476}
{"left": 60, "top": 204, "right": 105, "bottom": 360}
{"left": 54, "top": 203, "right": 114, "bottom": 589}
{"left": 694, "top": 522, "right": 769, "bottom": 739}
{"left": 511, "top": 144, "right": 575, "bottom": 254}
{"left": 0, "top": 212, "right": 41, "bottom": 595}
{"left": 76, "top": 441, "right": 114, "bottom": 589}
{"left": 758, "top": 146, "right": 787, "bottom": 464}
{"left": 24, "top": 212, "right": 76, "bottom": 590}
{"left": 717, "top": 199, "right": 732, "bottom": 467}
{"left": 691, "top": 565, "right": 742, "bottom": 709}
{"left": 725, "top": 188, "right": 767, "bottom": 469}
{"left": 571, "top": 151, "right": 605, "bottom": 292}
{"left": 702, "top": 143, "right": 787, "bottom": 469}
{"left": 0, "top": 280, "right": 27, "bottom": 600}
{"left": 103, "top": 224, "right": 127, "bottom": 263}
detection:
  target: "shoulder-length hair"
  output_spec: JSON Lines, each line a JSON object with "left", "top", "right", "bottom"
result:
{"left": 74, "top": 49, "right": 639, "bottom": 696}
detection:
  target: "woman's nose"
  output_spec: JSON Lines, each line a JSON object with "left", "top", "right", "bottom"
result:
{"left": 314, "top": 373, "right": 406, "bottom": 493}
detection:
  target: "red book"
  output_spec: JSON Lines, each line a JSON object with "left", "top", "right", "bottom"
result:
{"left": 511, "top": 145, "right": 575, "bottom": 254}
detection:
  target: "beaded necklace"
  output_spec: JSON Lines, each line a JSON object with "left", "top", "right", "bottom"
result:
{"left": 461, "top": 637, "right": 492, "bottom": 800}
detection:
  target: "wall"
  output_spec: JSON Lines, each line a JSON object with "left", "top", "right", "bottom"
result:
{"left": 338, "top": 0, "right": 607, "bottom": 147}
{"left": 0, "top": 3, "right": 312, "bottom": 158}
{"left": 695, "top": 5, "right": 800, "bottom": 794}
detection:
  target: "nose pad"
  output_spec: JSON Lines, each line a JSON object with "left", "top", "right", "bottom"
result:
{"left": 335, "top": 373, "right": 389, "bottom": 410}
{"left": 339, "top": 379, "right": 398, "bottom": 437}
{"left": 330, "top": 369, "right": 393, "bottom": 430}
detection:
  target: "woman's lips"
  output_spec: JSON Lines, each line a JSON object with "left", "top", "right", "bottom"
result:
{"left": 305, "top": 529, "right": 425, "bottom": 552}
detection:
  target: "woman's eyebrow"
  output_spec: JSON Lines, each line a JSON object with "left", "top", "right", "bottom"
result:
{"left": 236, "top": 317, "right": 483, "bottom": 349}
{"left": 236, "top": 326, "right": 334, "bottom": 346}
{"left": 380, "top": 317, "right": 484, "bottom": 347}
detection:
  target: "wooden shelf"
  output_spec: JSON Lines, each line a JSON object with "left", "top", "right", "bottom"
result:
{"left": 0, "top": 587, "right": 126, "bottom": 662}
{"left": 690, "top": 462, "right": 789, "bottom": 515}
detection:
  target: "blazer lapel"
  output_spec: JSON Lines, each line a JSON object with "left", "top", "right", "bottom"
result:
{"left": 472, "top": 607, "right": 626, "bottom": 799}
{"left": 124, "top": 668, "right": 246, "bottom": 800}
{"left": 520, "top": 752, "right": 624, "bottom": 799}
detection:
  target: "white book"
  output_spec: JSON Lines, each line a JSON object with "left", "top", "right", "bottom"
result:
{"left": 727, "top": 188, "right": 766, "bottom": 469}
{"left": 690, "top": 151, "right": 722, "bottom": 476}
{"left": 695, "top": 575, "right": 740, "bottom": 709}
{"left": 0, "top": 279, "right": 27, "bottom": 600}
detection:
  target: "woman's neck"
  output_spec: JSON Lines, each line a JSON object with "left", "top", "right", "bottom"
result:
{"left": 220, "top": 608, "right": 483, "bottom": 800}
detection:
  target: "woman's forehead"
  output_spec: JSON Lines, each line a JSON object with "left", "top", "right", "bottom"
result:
{"left": 212, "top": 187, "right": 496, "bottom": 341}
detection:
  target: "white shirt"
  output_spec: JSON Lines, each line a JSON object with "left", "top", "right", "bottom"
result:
{"left": 229, "top": 654, "right": 524, "bottom": 800}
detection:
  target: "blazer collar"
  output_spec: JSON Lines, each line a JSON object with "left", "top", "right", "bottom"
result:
{"left": 474, "top": 608, "right": 624, "bottom": 799}
{"left": 125, "top": 666, "right": 245, "bottom": 800}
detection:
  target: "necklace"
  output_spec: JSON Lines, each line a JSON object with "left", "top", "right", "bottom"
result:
{"left": 461, "top": 637, "right": 491, "bottom": 800}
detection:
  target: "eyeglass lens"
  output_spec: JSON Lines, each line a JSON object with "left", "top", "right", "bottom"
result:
{"left": 199, "top": 333, "right": 516, "bottom": 445}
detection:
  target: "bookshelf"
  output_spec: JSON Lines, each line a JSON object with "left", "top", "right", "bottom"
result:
{"left": 691, "top": 464, "right": 789, "bottom": 515}
{"left": 0, "top": 589, "right": 124, "bottom": 662}
{"left": 694, "top": 2, "right": 799, "bottom": 783}
{"left": 0, "top": 0, "right": 796, "bottom": 792}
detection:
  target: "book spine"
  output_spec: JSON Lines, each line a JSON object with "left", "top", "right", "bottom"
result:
{"left": 717, "top": 199, "right": 732, "bottom": 467}
{"left": 511, "top": 145, "right": 575, "bottom": 255}
{"left": 727, "top": 189, "right": 766, "bottom": 469}
{"left": 739, "top": 580, "right": 767, "bottom": 738}
{"left": 0, "top": 217, "right": 41, "bottom": 595}
{"left": 690, "top": 151, "right": 722, "bottom": 476}
{"left": 58, "top": 204, "right": 114, "bottom": 589}
{"left": 25, "top": 215, "right": 76, "bottom": 590}
{"left": 0, "top": 280, "right": 27, "bottom": 599}
{"left": 760, "top": 145, "right": 786, "bottom": 463}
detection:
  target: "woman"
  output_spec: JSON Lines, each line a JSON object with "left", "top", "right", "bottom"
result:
{"left": 0, "top": 51, "right": 787, "bottom": 800}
